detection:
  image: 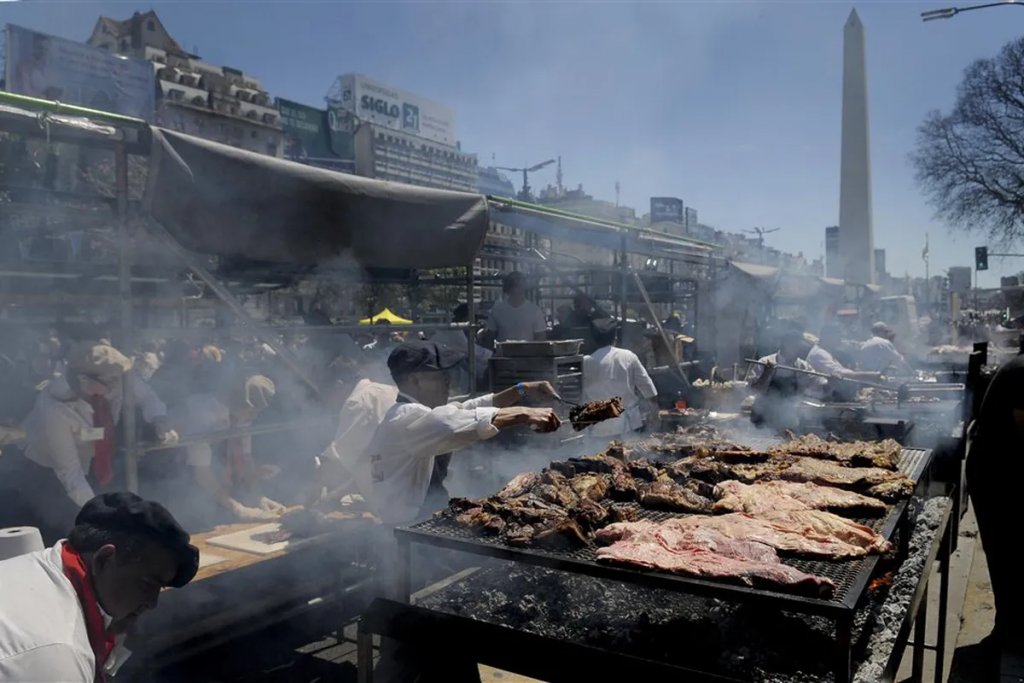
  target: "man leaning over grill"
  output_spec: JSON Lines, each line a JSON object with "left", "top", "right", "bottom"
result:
{"left": 362, "top": 340, "right": 561, "bottom": 526}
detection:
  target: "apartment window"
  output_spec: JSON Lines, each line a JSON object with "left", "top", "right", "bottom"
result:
{"left": 251, "top": 131, "right": 259, "bottom": 139}
{"left": 147, "top": 19, "right": 155, "bottom": 31}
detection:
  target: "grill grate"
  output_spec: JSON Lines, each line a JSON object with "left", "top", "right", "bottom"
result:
{"left": 399, "top": 449, "right": 931, "bottom": 612}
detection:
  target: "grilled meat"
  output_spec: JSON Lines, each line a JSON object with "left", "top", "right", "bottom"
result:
{"left": 570, "top": 397, "right": 625, "bottom": 431}
{"left": 627, "top": 459, "right": 661, "bottom": 482}
{"left": 608, "top": 466, "right": 638, "bottom": 501}
{"left": 594, "top": 521, "right": 834, "bottom": 596}
{"left": 778, "top": 457, "right": 913, "bottom": 501}
{"left": 607, "top": 503, "right": 640, "bottom": 524}
{"left": 497, "top": 472, "right": 543, "bottom": 499}
{"left": 598, "top": 510, "right": 889, "bottom": 560}
{"left": 771, "top": 434, "right": 902, "bottom": 470}
{"left": 712, "top": 480, "right": 886, "bottom": 516}
{"left": 638, "top": 478, "right": 714, "bottom": 513}
{"left": 571, "top": 473, "right": 610, "bottom": 501}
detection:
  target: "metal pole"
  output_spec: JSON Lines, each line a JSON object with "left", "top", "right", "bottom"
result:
{"left": 466, "top": 263, "right": 477, "bottom": 393}
{"left": 115, "top": 144, "right": 139, "bottom": 493}
{"left": 634, "top": 271, "right": 690, "bottom": 389}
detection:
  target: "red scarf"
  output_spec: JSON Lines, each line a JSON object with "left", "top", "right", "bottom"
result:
{"left": 87, "top": 396, "right": 116, "bottom": 486}
{"left": 224, "top": 437, "right": 254, "bottom": 490}
{"left": 60, "top": 543, "right": 117, "bottom": 683}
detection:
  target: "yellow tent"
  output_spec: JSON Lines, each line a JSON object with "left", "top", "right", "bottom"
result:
{"left": 359, "top": 308, "right": 413, "bottom": 325}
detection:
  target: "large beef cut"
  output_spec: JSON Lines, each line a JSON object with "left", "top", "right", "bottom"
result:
{"left": 771, "top": 434, "right": 902, "bottom": 470}
{"left": 671, "top": 454, "right": 913, "bottom": 501}
{"left": 712, "top": 480, "right": 887, "bottom": 516}
{"left": 570, "top": 397, "right": 625, "bottom": 431}
{"left": 594, "top": 520, "right": 834, "bottom": 596}
{"left": 599, "top": 511, "right": 889, "bottom": 560}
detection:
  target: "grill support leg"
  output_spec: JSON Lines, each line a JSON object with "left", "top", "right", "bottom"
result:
{"left": 935, "top": 519, "right": 952, "bottom": 683}
{"left": 835, "top": 617, "right": 853, "bottom": 683}
{"left": 357, "top": 631, "right": 374, "bottom": 683}
{"left": 912, "top": 579, "right": 930, "bottom": 682}
{"left": 396, "top": 539, "right": 411, "bottom": 603}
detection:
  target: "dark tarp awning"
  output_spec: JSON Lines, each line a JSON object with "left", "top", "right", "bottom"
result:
{"left": 143, "top": 128, "right": 489, "bottom": 268}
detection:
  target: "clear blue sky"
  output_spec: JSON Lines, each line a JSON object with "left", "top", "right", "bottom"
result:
{"left": 6, "top": 0, "right": 1024, "bottom": 286}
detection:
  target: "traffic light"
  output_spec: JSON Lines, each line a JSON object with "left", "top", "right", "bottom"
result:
{"left": 975, "top": 246, "right": 989, "bottom": 271}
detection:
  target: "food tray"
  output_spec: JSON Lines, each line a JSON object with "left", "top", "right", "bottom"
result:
{"left": 496, "top": 339, "right": 583, "bottom": 357}
{"left": 397, "top": 449, "right": 931, "bottom": 616}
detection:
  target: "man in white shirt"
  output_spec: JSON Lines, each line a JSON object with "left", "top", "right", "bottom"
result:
{"left": 483, "top": 271, "right": 548, "bottom": 344}
{"left": 858, "top": 322, "right": 914, "bottom": 375}
{"left": 308, "top": 370, "right": 399, "bottom": 507}
{"left": 746, "top": 330, "right": 828, "bottom": 429}
{"left": 808, "top": 324, "right": 883, "bottom": 379}
{"left": 0, "top": 492, "right": 198, "bottom": 683}
{"left": 363, "top": 341, "right": 561, "bottom": 526}
{"left": 17, "top": 342, "right": 173, "bottom": 542}
{"left": 180, "top": 374, "right": 288, "bottom": 522}
{"left": 582, "top": 319, "right": 659, "bottom": 438}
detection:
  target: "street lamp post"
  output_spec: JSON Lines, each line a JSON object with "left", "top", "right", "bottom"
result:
{"left": 496, "top": 159, "right": 556, "bottom": 202}
{"left": 922, "top": 0, "right": 1023, "bottom": 21}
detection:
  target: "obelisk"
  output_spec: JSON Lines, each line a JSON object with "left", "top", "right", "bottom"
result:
{"left": 838, "top": 8, "right": 874, "bottom": 285}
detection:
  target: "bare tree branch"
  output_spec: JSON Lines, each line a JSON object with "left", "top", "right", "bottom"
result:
{"left": 913, "top": 37, "right": 1024, "bottom": 247}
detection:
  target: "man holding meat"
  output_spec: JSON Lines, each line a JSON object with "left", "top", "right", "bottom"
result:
{"left": 362, "top": 340, "right": 562, "bottom": 525}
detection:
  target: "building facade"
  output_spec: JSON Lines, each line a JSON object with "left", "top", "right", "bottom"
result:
{"left": 88, "top": 11, "right": 283, "bottom": 156}
{"left": 326, "top": 73, "right": 478, "bottom": 192}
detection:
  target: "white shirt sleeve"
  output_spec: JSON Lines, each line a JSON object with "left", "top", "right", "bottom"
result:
{"left": 807, "top": 347, "right": 851, "bottom": 377}
{"left": 0, "top": 643, "right": 94, "bottom": 682}
{"left": 36, "top": 409, "right": 95, "bottom": 508}
{"left": 629, "top": 355, "right": 658, "bottom": 399}
{"left": 186, "top": 442, "right": 214, "bottom": 468}
{"left": 379, "top": 402, "right": 500, "bottom": 462}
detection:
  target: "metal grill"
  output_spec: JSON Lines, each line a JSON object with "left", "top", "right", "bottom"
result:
{"left": 397, "top": 449, "right": 931, "bottom": 615}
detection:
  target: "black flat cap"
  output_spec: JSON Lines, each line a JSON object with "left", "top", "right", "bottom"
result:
{"left": 388, "top": 341, "right": 466, "bottom": 378}
{"left": 591, "top": 318, "right": 620, "bottom": 335}
{"left": 76, "top": 492, "right": 199, "bottom": 588}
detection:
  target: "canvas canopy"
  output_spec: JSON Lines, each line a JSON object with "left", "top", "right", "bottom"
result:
{"left": 143, "top": 128, "right": 489, "bottom": 269}
{"left": 359, "top": 308, "right": 413, "bottom": 325}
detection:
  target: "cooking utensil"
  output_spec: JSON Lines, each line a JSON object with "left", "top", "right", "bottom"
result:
{"left": 743, "top": 359, "right": 893, "bottom": 391}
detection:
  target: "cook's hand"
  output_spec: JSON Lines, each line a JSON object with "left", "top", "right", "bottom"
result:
{"left": 522, "top": 381, "right": 559, "bottom": 402}
{"left": 231, "top": 502, "right": 280, "bottom": 521}
{"left": 258, "top": 497, "right": 288, "bottom": 514}
{"left": 523, "top": 407, "right": 562, "bottom": 433}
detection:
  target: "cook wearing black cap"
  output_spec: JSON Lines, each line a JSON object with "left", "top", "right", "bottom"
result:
{"left": 361, "top": 341, "right": 561, "bottom": 525}
{"left": 0, "top": 492, "right": 198, "bottom": 682}
{"left": 582, "top": 318, "right": 659, "bottom": 438}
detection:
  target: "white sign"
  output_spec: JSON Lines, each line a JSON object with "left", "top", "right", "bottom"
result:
{"left": 334, "top": 73, "right": 456, "bottom": 146}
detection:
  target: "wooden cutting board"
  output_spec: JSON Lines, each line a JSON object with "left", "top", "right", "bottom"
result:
{"left": 205, "top": 523, "right": 314, "bottom": 555}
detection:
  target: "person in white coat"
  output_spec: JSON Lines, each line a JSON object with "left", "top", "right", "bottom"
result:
{"left": 582, "top": 318, "right": 659, "bottom": 438}
{"left": 363, "top": 341, "right": 561, "bottom": 526}
{"left": 16, "top": 342, "right": 173, "bottom": 543}
{"left": 858, "top": 322, "right": 913, "bottom": 375}
{"left": 0, "top": 492, "right": 198, "bottom": 683}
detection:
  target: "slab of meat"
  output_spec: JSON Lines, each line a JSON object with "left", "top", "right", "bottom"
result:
{"left": 771, "top": 434, "right": 902, "bottom": 470}
{"left": 594, "top": 520, "right": 834, "bottom": 596}
{"left": 570, "top": 397, "right": 625, "bottom": 431}
{"left": 638, "top": 479, "right": 713, "bottom": 513}
{"left": 712, "top": 480, "right": 887, "bottom": 516}
{"left": 496, "top": 472, "right": 542, "bottom": 499}
{"left": 599, "top": 511, "right": 889, "bottom": 559}
{"left": 778, "top": 457, "right": 913, "bottom": 500}
{"left": 671, "top": 454, "right": 913, "bottom": 501}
